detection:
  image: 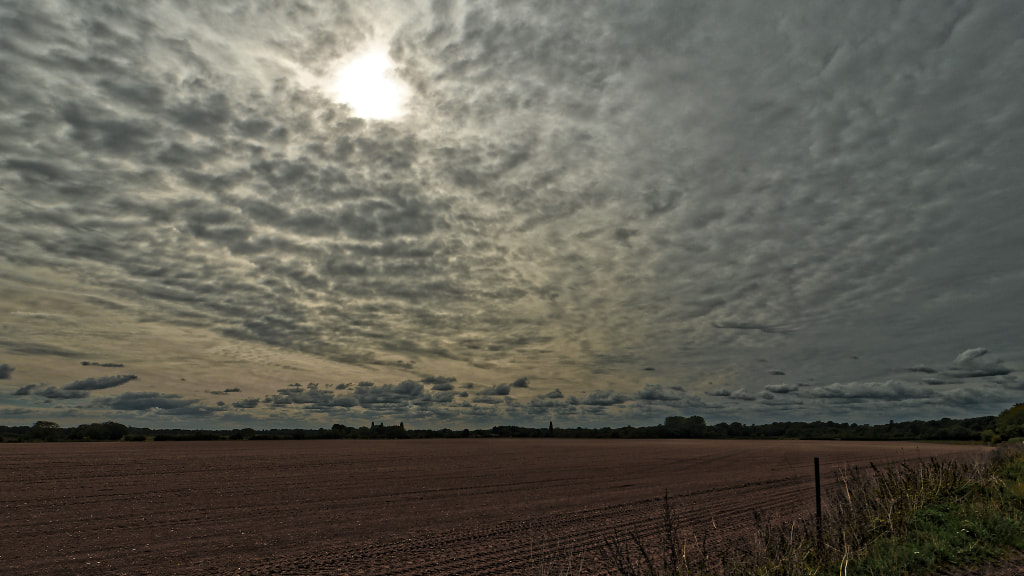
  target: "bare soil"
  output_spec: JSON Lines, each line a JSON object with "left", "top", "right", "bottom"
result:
{"left": 0, "top": 439, "right": 993, "bottom": 575}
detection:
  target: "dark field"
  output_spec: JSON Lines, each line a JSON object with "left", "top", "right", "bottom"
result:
{"left": 0, "top": 439, "right": 988, "bottom": 575}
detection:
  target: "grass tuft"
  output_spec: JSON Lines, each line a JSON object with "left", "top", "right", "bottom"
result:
{"left": 588, "top": 445, "right": 1024, "bottom": 576}
{"left": 598, "top": 491, "right": 716, "bottom": 576}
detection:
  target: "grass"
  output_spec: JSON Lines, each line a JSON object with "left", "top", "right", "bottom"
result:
{"left": 590, "top": 444, "right": 1024, "bottom": 576}
{"left": 530, "top": 534, "right": 588, "bottom": 576}
{"left": 598, "top": 491, "right": 715, "bottom": 576}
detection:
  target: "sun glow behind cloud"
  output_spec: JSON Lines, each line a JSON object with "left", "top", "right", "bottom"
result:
{"left": 330, "top": 52, "right": 408, "bottom": 120}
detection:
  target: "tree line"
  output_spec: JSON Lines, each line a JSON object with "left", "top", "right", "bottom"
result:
{"left": 3, "top": 405, "right": 1022, "bottom": 443}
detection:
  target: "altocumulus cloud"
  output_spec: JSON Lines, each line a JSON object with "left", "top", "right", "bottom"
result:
{"left": 806, "top": 381, "right": 936, "bottom": 401}
{"left": 948, "top": 348, "right": 1012, "bottom": 379}
{"left": 97, "top": 392, "right": 209, "bottom": 415}
{"left": 13, "top": 374, "right": 137, "bottom": 399}
{"left": 259, "top": 379, "right": 454, "bottom": 412}
{"left": 232, "top": 398, "right": 260, "bottom": 409}
{"left": 15, "top": 384, "right": 89, "bottom": 400}
{"left": 571, "top": 390, "right": 629, "bottom": 407}
{"left": 635, "top": 384, "right": 689, "bottom": 403}
{"left": 1, "top": 1, "right": 1023, "bottom": 428}
{"left": 65, "top": 374, "right": 138, "bottom": 390}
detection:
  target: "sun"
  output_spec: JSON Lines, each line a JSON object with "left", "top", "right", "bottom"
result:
{"left": 330, "top": 52, "right": 409, "bottom": 121}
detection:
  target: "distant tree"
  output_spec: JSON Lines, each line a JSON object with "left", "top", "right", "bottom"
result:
{"left": 87, "top": 421, "right": 128, "bottom": 440}
{"left": 27, "top": 421, "right": 62, "bottom": 441}
{"left": 995, "top": 403, "right": 1024, "bottom": 440}
{"left": 727, "top": 422, "right": 746, "bottom": 437}
{"left": 663, "top": 416, "right": 706, "bottom": 438}
{"left": 330, "top": 424, "right": 348, "bottom": 438}
{"left": 236, "top": 427, "right": 256, "bottom": 440}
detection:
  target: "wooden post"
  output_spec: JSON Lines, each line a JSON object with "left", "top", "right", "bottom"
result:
{"left": 814, "top": 457, "right": 822, "bottom": 548}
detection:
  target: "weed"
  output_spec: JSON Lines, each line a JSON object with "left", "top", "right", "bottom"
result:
{"left": 599, "top": 491, "right": 716, "bottom": 576}
{"left": 586, "top": 445, "right": 1024, "bottom": 576}
{"left": 528, "top": 527, "right": 588, "bottom": 576}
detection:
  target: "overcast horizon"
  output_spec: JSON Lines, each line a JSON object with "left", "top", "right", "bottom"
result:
{"left": 2, "top": 0, "right": 1022, "bottom": 430}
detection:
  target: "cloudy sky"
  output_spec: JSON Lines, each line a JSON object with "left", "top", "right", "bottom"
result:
{"left": 2, "top": 0, "right": 1022, "bottom": 430}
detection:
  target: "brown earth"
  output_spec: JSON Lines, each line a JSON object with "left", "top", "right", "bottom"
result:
{"left": 0, "top": 439, "right": 1000, "bottom": 575}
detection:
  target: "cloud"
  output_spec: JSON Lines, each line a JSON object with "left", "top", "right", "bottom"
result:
{"left": 98, "top": 392, "right": 205, "bottom": 414}
{"left": 422, "top": 375, "right": 457, "bottom": 390}
{"left": 393, "top": 380, "right": 424, "bottom": 396}
{"left": 14, "top": 384, "right": 90, "bottom": 400}
{"left": 730, "top": 390, "right": 757, "bottom": 401}
{"left": 421, "top": 389, "right": 458, "bottom": 404}
{"left": 352, "top": 380, "right": 426, "bottom": 406}
{"left": 635, "top": 383, "right": 683, "bottom": 402}
{"left": 264, "top": 382, "right": 359, "bottom": 409}
{"left": 705, "top": 389, "right": 732, "bottom": 397}
{"left": 1, "top": 1, "right": 1023, "bottom": 429}
{"left": 0, "top": 339, "right": 79, "bottom": 358}
{"left": 948, "top": 348, "right": 1011, "bottom": 378}
{"left": 527, "top": 393, "right": 577, "bottom": 415}
{"left": 765, "top": 383, "right": 799, "bottom": 394}
{"left": 478, "top": 383, "right": 511, "bottom": 396}
{"left": 64, "top": 374, "right": 137, "bottom": 390}
{"left": 40, "top": 386, "right": 92, "bottom": 400}
{"left": 0, "top": 364, "right": 12, "bottom": 379}
{"left": 997, "top": 376, "right": 1024, "bottom": 391}
{"left": 571, "top": 390, "right": 629, "bottom": 406}
{"left": 232, "top": 397, "right": 259, "bottom": 409}
{"left": 936, "top": 386, "right": 1013, "bottom": 407}
{"left": 13, "top": 375, "right": 136, "bottom": 399}
{"left": 471, "top": 394, "right": 507, "bottom": 405}
{"left": 712, "top": 322, "right": 793, "bottom": 335}
{"left": 806, "top": 380, "right": 935, "bottom": 401}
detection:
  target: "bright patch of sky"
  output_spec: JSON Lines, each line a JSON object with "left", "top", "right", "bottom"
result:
{"left": 330, "top": 51, "right": 409, "bottom": 120}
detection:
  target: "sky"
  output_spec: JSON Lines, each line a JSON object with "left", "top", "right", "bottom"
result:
{"left": 1, "top": 0, "right": 1022, "bottom": 430}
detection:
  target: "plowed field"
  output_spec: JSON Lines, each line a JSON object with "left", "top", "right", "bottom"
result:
{"left": 0, "top": 439, "right": 988, "bottom": 575}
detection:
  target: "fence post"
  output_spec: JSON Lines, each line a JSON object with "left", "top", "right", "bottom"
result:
{"left": 814, "top": 456, "right": 822, "bottom": 549}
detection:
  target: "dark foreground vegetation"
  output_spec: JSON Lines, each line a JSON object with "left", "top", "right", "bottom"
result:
{"left": 3, "top": 403, "right": 1022, "bottom": 444}
{"left": 595, "top": 443, "right": 1024, "bottom": 576}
